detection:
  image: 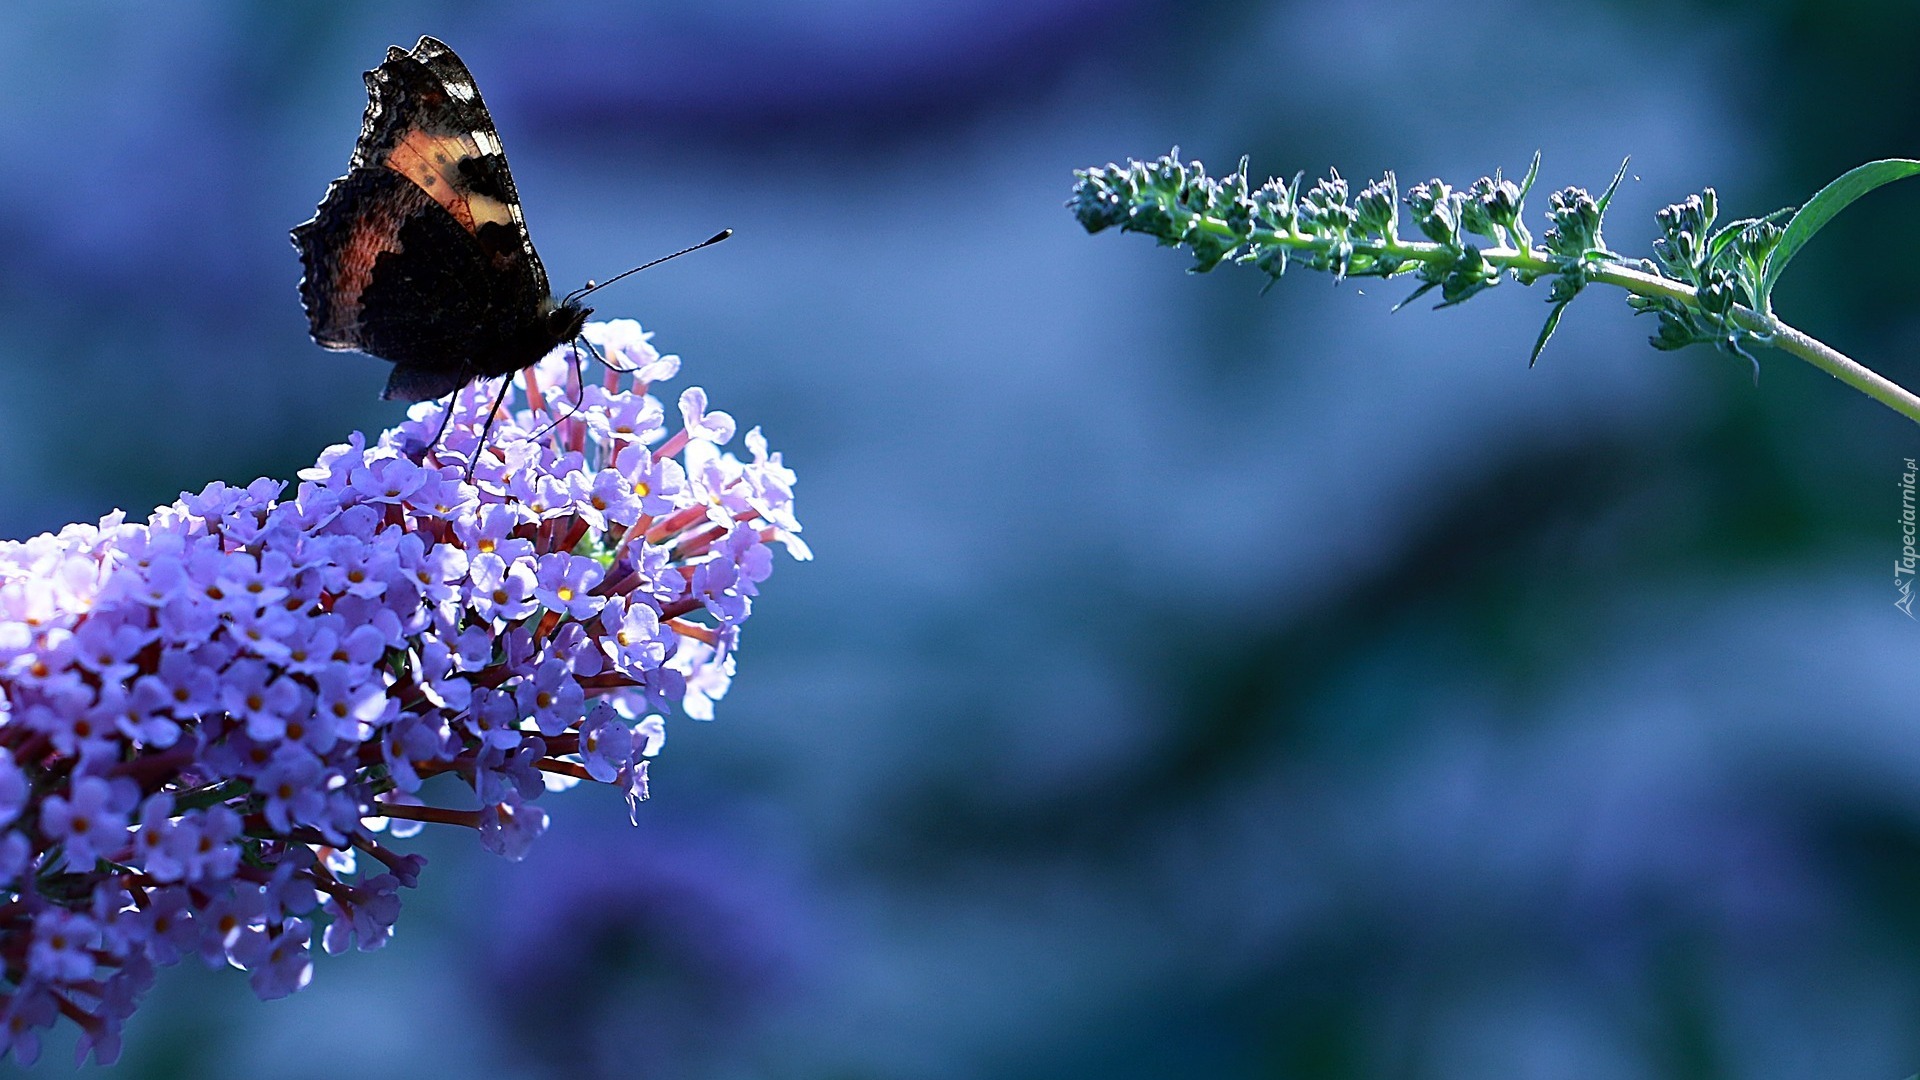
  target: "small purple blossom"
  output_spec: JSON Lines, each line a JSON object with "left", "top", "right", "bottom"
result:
{"left": 533, "top": 553, "right": 607, "bottom": 621}
{"left": 614, "top": 441, "right": 690, "bottom": 517}
{"left": 322, "top": 872, "right": 403, "bottom": 955}
{"left": 464, "top": 685, "right": 528, "bottom": 752}
{"left": 478, "top": 791, "right": 548, "bottom": 862}
{"left": 565, "top": 468, "right": 642, "bottom": 531}
{"left": 132, "top": 888, "right": 198, "bottom": 966}
{"left": 578, "top": 701, "right": 635, "bottom": 783}
{"left": 624, "top": 760, "right": 652, "bottom": 824}
{"left": 28, "top": 910, "right": 100, "bottom": 982}
{"left": 579, "top": 385, "right": 665, "bottom": 446}
{"left": 601, "top": 595, "right": 668, "bottom": 672}
{"left": 468, "top": 552, "right": 540, "bottom": 623}
{"left": 232, "top": 919, "right": 314, "bottom": 1001}
{"left": 257, "top": 746, "right": 330, "bottom": 835}
{"left": 583, "top": 318, "right": 670, "bottom": 377}
{"left": 219, "top": 659, "right": 308, "bottom": 740}
{"left": 40, "top": 775, "right": 135, "bottom": 870}
{"left": 515, "top": 657, "right": 586, "bottom": 737}
{"left": 0, "top": 750, "right": 26, "bottom": 829}
{"left": 678, "top": 386, "right": 737, "bottom": 444}
{"left": 414, "top": 638, "right": 474, "bottom": 713}
{"left": 311, "top": 665, "right": 388, "bottom": 741}
{"left": 0, "top": 986, "right": 56, "bottom": 1066}
{"left": 349, "top": 455, "right": 430, "bottom": 505}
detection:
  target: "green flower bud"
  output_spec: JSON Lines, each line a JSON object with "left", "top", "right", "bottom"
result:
{"left": 1251, "top": 177, "right": 1298, "bottom": 234}
{"left": 1650, "top": 310, "right": 1699, "bottom": 351}
{"left": 1308, "top": 171, "right": 1350, "bottom": 208}
{"left": 1477, "top": 176, "right": 1524, "bottom": 227}
{"left": 1215, "top": 158, "right": 1255, "bottom": 234}
{"left": 1543, "top": 186, "right": 1601, "bottom": 257}
{"left": 1354, "top": 173, "right": 1398, "bottom": 236}
{"left": 1067, "top": 166, "right": 1129, "bottom": 233}
{"left": 1698, "top": 269, "right": 1738, "bottom": 315}
{"left": 1405, "top": 179, "right": 1461, "bottom": 245}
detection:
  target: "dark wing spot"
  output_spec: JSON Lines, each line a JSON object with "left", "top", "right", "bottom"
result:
{"left": 457, "top": 154, "right": 515, "bottom": 203}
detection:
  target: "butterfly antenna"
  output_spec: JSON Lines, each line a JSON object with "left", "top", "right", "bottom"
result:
{"left": 562, "top": 229, "right": 732, "bottom": 306}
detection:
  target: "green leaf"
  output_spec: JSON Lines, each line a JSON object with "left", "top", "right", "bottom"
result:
{"left": 1761, "top": 158, "right": 1920, "bottom": 305}
{"left": 1516, "top": 150, "right": 1542, "bottom": 201}
{"left": 1529, "top": 296, "right": 1573, "bottom": 367}
{"left": 1593, "top": 158, "right": 1630, "bottom": 218}
{"left": 1391, "top": 280, "right": 1439, "bottom": 312}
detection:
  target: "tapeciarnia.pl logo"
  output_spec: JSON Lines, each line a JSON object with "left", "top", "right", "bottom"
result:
{"left": 1899, "top": 457, "right": 1917, "bottom": 618}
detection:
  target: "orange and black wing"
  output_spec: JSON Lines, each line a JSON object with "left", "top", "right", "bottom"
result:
{"left": 292, "top": 36, "right": 563, "bottom": 401}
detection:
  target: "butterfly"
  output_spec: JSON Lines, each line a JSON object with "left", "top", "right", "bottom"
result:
{"left": 291, "top": 36, "right": 724, "bottom": 444}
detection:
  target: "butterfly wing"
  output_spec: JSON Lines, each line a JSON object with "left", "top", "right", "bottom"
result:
{"left": 349, "top": 36, "right": 551, "bottom": 299}
{"left": 292, "top": 36, "right": 560, "bottom": 400}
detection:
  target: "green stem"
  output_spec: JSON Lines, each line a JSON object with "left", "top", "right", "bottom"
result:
{"left": 1757, "top": 319, "right": 1920, "bottom": 423}
{"left": 1189, "top": 216, "right": 1920, "bottom": 426}
{"left": 1590, "top": 263, "right": 1920, "bottom": 426}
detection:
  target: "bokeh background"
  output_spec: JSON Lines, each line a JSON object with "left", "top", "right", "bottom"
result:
{"left": 3, "top": 1, "right": 1920, "bottom": 1077}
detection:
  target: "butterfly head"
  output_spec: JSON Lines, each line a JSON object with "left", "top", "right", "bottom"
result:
{"left": 546, "top": 296, "right": 592, "bottom": 346}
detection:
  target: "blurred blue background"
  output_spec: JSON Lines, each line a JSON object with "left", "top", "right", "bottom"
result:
{"left": 4, "top": 1, "right": 1920, "bottom": 1077}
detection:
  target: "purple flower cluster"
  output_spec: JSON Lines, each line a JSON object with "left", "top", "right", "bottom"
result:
{"left": 0, "top": 322, "right": 805, "bottom": 1065}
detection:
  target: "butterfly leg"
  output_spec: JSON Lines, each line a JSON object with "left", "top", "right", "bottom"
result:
{"left": 421, "top": 385, "right": 464, "bottom": 465}
{"left": 579, "top": 335, "right": 635, "bottom": 374}
{"left": 528, "top": 340, "right": 588, "bottom": 445}
{"left": 465, "top": 375, "right": 516, "bottom": 482}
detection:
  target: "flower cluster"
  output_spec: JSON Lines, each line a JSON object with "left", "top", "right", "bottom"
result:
{"left": 0, "top": 321, "right": 805, "bottom": 1065}
{"left": 1626, "top": 188, "right": 1788, "bottom": 377}
{"left": 1068, "top": 148, "right": 1786, "bottom": 370}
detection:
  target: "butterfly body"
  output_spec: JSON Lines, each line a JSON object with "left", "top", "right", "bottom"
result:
{"left": 293, "top": 36, "right": 588, "bottom": 403}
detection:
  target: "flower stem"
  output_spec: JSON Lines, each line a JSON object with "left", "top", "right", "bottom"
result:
{"left": 1185, "top": 214, "right": 1920, "bottom": 425}
{"left": 374, "top": 801, "right": 479, "bottom": 828}
{"left": 1738, "top": 314, "right": 1920, "bottom": 424}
